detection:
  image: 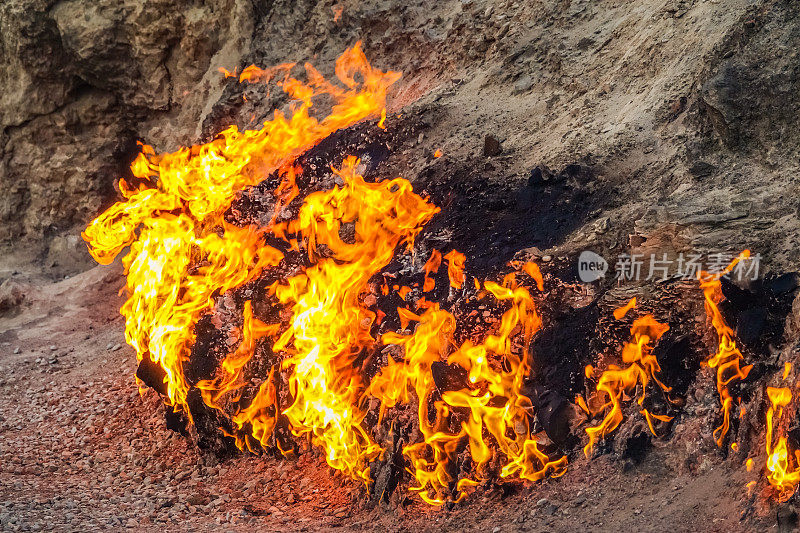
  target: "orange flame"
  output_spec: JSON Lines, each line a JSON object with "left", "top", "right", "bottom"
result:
{"left": 369, "top": 269, "right": 566, "bottom": 504}
{"left": 423, "top": 249, "right": 442, "bottom": 292}
{"left": 82, "top": 43, "right": 399, "bottom": 417}
{"left": 698, "top": 251, "right": 753, "bottom": 447}
{"left": 443, "top": 250, "right": 466, "bottom": 289}
{"left": 268, "top": 156, "right": 440, "bottom": 480}
{"left": 584, "top": 300, "right": 671, "bottom": 457}
{"left": 613, "top": 297, "right": 636, "bottom": 320}
{"left": 765, "top": 386, "right": 800, "bottom": 501}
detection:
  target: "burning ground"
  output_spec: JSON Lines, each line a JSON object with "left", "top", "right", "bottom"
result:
{"left": 0, "top": 150, "right": 796, "bottom": 532}
{"left": 3, "top": 0, "right": 800, "bottom": 531}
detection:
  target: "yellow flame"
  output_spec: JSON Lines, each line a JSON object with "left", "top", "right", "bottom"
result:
{"left": 698, "top": 251, "right": 753, "bottom": 447}
{"left": 584, "top": 299, "right": 671, "bottom": 457}
{"left": 369, "top": 270, "right": 566, "bottom": 504}
{"left": 765, "top": 386, "right": 800, "bottom": 501}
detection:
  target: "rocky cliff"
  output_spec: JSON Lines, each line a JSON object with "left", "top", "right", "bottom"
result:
{"left": 1, "top": 0, "right": 798, "bottom": 277}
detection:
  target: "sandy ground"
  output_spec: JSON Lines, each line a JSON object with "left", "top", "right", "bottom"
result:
{"left": 0, "top": 260, "right": 786, "bottom": 532}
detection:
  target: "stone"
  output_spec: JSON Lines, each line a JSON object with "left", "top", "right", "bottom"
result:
{"left": 483, "top": 135, "right": 502, "bottom": 157}
{"left": 0, "top": 0, "right": 254, "bottom": 251}
{"left": 512, "top": 74, "right": 533, "bottom": 94}
{"left": 0, "top": 280, "right": 25, "bottom": 314}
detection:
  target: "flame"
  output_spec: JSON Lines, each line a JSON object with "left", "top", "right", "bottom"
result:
{"left": 613, "top": 297, "right": 636, "bottom": 320}
{"left": 443, "top": 250, "right": 466, "bottom": 289}
{"left": 83, "top": 44, "right": 570, "bottom": 504}
{"left": 423, "top": 249, "right": 442, "bottom": 292}
{"left": 369, "top": 271, "right": 567, "bottom": 504}
{"left": 583, "top": 300, "right": 671, "bottom": 457}
{"left": 765, "top": 386, "right": 800, "bottom": 501}
{"left": 271, "top": 156, "right": 439, "bottom": 480}
{"left": 698, "top": 251, "right": 753, "bottom": 447}
{"left": 83, "top": 43, "right": 399, "bottom": 416}
{"left": 196, "top": 300, "right": 280, "bottom": 410}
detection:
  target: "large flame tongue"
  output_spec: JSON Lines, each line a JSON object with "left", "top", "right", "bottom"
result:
{"left": 271, "top": 157, "right": 439, "bottom": 481}
{"left": 82, "top": 43, "right": 400, "bottom": 412}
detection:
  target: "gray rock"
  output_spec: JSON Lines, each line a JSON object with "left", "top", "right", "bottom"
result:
{"left": 513, "top": 74, "right": 534, "bottom": 94}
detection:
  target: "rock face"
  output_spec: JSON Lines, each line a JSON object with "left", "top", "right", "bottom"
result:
{"left": 0, "top": 0, "right": 253, "bottom": 272}
{"left": 1, "top": 0, "right": 799, "bottom": 276}
{"left": 700, "top": 2, "right": 800, "bottom": 156}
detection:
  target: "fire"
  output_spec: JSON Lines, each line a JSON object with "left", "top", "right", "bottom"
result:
{"left": 370, "top": 269, "right": 567, "bottom": 504}
{"left": 764, "top": 386, "right": 800, "bottom": 501}
{"left": 423, "top": 249, "right": 442, "bottom": 292}
{"left": 698, "top": 251, "right": 753, "bottom": 447}
{"left": 82, "top": 43, "right": 400, "bottom": 415}
{"left": 272, "top": 156, "right": 439, "bottom": 481}
{"left": 583, "top": 298, "right": 672, "bottom": 457}
{"left": 443, "top": 250, "right": 466, "bottom": 289}
{"left": 83, "top": 45, "right": 569, "bottom": 505}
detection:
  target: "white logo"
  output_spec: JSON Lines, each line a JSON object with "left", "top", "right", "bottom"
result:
{"left": 578, "top": 251, "right": 608, "bottom": 283}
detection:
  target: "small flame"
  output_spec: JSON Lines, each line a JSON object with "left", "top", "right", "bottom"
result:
{"left": 423, "top": 249, "right": 442, "bottom": 292}
{"left": 698, "top": 251, "right": 753, "bottom": 447}
{"left": 613, "top": 297, "right": 636, "bottom": 320}
{"left": 584, "top": 299, "right": 671, "bottom": 457}
{"left": 764, "top": 386, "right": 800, "bottom": 501}
{"left": 443, "top": 250, "right": 466, "bottom": 289}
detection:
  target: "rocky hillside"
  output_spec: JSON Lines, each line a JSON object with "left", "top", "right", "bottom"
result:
{"left": 1, "top": 0, "right": 798, "bottom": 277}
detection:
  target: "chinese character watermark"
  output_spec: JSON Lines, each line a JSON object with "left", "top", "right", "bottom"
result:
{"left": 576, "top": 251, "right": 761, "bottom": 283}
